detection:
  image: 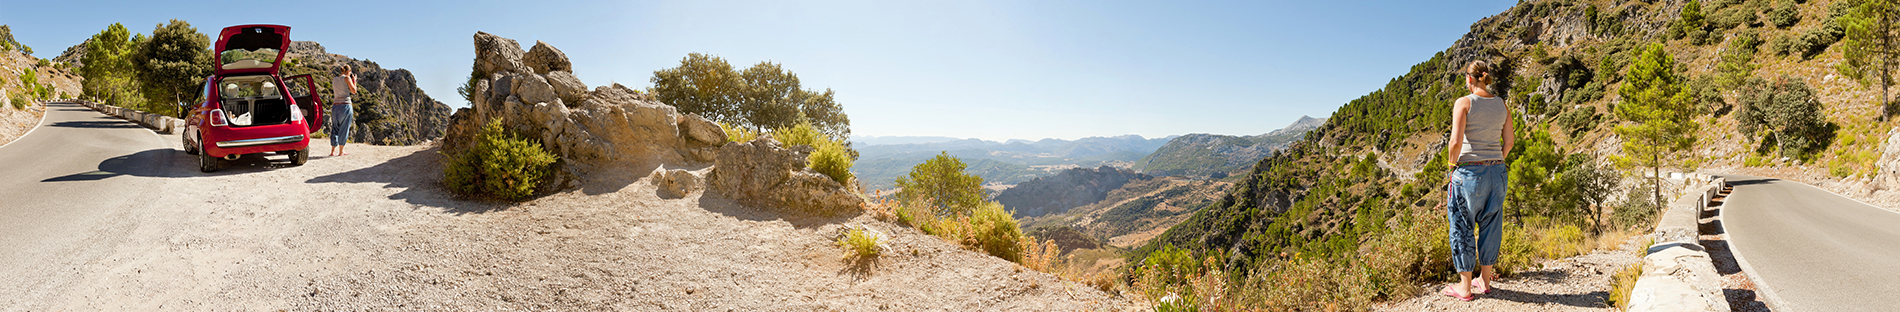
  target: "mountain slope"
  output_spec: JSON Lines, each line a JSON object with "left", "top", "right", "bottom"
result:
{"left": 284, "top": 41, "right": 451, "bottom": 145}
{"left": 1134, "top": 115, "right": 1325, "bottom": 178}
{"left": 993, "top": 166, "right": 1152, "bottom": 218}
{"left": 854, "top": 135, "right": 1174, "bottom": 189}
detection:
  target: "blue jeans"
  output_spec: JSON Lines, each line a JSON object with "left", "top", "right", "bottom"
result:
{"left": 1447, "top": 163, "right": 1506, "bottom": 273}
{"left": 330, "top": 103, "right": 352, "bottom": 147}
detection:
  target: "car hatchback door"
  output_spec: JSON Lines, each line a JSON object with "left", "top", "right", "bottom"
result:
{"left": 286, "top": 74, "right": 324, "bottom": 133}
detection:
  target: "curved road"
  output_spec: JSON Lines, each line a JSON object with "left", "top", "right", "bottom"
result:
{"left": 0, "top": 101, "right": 173, "bottom": 305}
{"left": 1720, "top": 174, "right": 1900, "bottom": 312}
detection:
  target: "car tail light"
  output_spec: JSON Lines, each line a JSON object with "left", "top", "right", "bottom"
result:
{"left": 290, "top": 103, "right": 303, "bottom": 122}
{"left": 209, "top": 109, "right": 229, "bottom": 127}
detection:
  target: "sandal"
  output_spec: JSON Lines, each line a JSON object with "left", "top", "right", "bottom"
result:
{"left": 1440, "top": 284, "right": 1474, "bottom": 301}
{"left": 1473, "top": 279, "right": 1492, "bottom": 295}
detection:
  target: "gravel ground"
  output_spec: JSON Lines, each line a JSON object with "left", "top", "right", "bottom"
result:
{"left": 0, "top": 101, "right": 42, "bottom": 148}
{"left": 1373, "top": 235, "right": 1645, "bottom": 312}
{"left": 29, "top": 131, "right": 1136, "bottom": 311}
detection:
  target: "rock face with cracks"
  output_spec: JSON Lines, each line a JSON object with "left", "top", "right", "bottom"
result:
{"left": 710, "top": 135, "right": 863, "bottom": 217}
{"left": 444, "top": 32, "right": 860, "bottom": 214}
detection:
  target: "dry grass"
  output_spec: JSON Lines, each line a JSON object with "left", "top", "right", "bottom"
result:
{"left": 1607, "top": 261, "right": 1645, "bottom": 310}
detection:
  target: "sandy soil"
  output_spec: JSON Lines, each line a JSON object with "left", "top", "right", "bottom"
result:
{"left": 1373, "top": 236, "right": 1645, "bottom": 312}
{"left": 29, "top": 128, "right": 1137, "bottom": 310}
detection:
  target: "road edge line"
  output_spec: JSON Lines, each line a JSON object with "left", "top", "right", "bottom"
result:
{"left": 1713, "top": 179, "right": 1793, "bottom": 312}
{"left": 0, "top": 101, "right": 56, "bottom": 151}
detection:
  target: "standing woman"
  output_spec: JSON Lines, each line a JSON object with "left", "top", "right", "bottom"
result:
{"left": 1441, "top": 60, "right": 1513, "bottom": 301}
{"left": 329, "top": 64, "right": 358, "bottom": 157}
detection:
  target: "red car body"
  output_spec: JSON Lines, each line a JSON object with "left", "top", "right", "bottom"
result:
{"left": 183, "top": 24, "right": 325, "bottom": 172}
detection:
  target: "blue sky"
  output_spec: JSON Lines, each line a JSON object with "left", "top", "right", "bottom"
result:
{"left": 3, "top": 0, "right": 1516, "bottom": 141}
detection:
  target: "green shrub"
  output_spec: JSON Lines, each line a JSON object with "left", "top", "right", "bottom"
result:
{"left": 836, "top": 226, "right": 882, "bottom": 259}
{"left": 719, "top": 121, "right": 758, "bottom": 143}
{"left": 1709, "top": 6, "right": 1757, "bottom": 29}
{"left": 970, "top": 201, "right": 1024, "bottom": 261}
{"left": 1768, "top": 0, "right": 1800, "bottom": 28}
{"left": 1554, "top": 105, "right": 1600, "bottom": 138}
{"left": 1612, "top": 184, "right": 1660, "bottom": 230}
{"left": 772, "top": 122, "right": 855, "bottom": 185}
{"left": 443, "top": 119, "right": 559, "bottom": 201}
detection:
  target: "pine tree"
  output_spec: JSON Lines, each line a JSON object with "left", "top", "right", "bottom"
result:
{"left": 1839, "top": 0, "right": 1900, "bottom": 119}
{"left": 1612, "top": 43, "right": 1699, "bottom": 213}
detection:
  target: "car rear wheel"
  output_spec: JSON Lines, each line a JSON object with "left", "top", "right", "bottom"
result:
{"left": 198, "top": 136, "right": 222, "bottom": 173}
{"left": 288, "top": 147, "right": 308, "bottom": 166}
{"left": 183, "top": 133, "right": 198, "bottom": 155}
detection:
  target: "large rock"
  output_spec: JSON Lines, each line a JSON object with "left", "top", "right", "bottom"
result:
{"left": 545, "top": 70, "right": 588, "bottom": 106}
{"left": 711, "top": 135, "right": 862, "bottom": 217}
{"left": 523, "top": 40, "right": 573, "bottom": 75}
{"left": 473, "top": 32, "right": 531, "bottom": 75}
{"left": 679, "top": 113, "right": 727, "bottom": 146}
{"left": 652, "top": 169, "right": 703, "bottom": 198}
{"left": 511, "top": 73, "right": 559, "bottom": 106}
{"left": 1878, "top": 127, "right": 1900, "bottom": 191}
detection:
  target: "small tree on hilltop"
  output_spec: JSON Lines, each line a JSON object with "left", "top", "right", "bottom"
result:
{"left": 1612, "top": 43, "right": 1699, "bottom": 213}
{"left": 896, "top": 152, "right": 986, "bottom": 216}
{"left": 1839, "top": 0, "right": 1900, "bottom": 119}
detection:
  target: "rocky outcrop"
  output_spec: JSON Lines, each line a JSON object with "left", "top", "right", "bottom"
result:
{"left": 995, "top": 166, "right": 1151, "bottom": 218}
{"left": 284, "top": 41, "right": 451, "bottom": 145}
{"left": 709, "top": 135, "right": 862, "bottom": 217}
{"left": 1877, "top": 128, "right": 1900, "bottom": 191}
{"left": 446, "top": 32, "right": 860, "bottom": 213}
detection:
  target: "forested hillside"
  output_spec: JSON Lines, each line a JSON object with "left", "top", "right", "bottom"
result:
{"left": 1124, "top": 0, "right": 1895, "bottom": 309}
{"left": 1133, "top": 116, "right": 1325, "bottom": 178}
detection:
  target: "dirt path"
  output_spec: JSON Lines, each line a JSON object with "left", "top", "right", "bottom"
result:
{"left": 1373, "top": 237, "right": 1645, "bottom": 311}
{"left": 16, "top": 125, "right": 1134, "bottom": 310}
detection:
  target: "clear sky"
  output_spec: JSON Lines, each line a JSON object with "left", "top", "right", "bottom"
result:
{"left": 2, "top": 0, "right": 1516, "bottom": 142}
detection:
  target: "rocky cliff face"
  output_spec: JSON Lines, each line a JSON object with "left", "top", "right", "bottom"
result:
{"left": 284, "top": 41, "right": 450, "bottom": 145}
{"left": 994, "top": 166, "right": 1151, "bottom": 218}
{"left": 1134, "top": 115, "right": 1325, "bottom": 178}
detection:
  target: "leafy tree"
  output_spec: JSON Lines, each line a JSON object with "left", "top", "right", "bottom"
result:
{"left": 651, "top": 53, "right": 851, "bottom": 140}
{"left": 133, "top": 19, "right": 212, "bottom": 118}
{"left": 1672, "top": 0, "right": 1710, "bottom": 43}
{"left": 1839, "top": 0, "right": 1900, "bottom": 118}
{"left": 1737, "top": 76, "right": 1829, "bottom": 159}
{"left": 1612, "top": 44, "right": 1700, "bottom": 213}
{"left": 79, "top": 23, "right": 147, "bottom": 109}
{"left": 1564, "top": 154, "right": 1619, "bottom": 235}
{"left": 895, "top": 152, "right": 986, "bottom": 216}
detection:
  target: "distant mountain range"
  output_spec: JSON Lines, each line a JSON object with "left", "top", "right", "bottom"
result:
{"left": 851, "top": 134, "right": 1176, "bottom": 190}
{"left": 1133, "top": 115, "right": 1326, "bottom": 178}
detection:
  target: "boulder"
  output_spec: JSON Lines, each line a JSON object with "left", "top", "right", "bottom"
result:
{"left": 652, "top": 169, "right": 703, "bottom": 198}
{"left": 473, "top": 32, "right": 530, "bottom": 76}
{"left": 710, "top": 135, "right": 862, "bottom": 217}
{"left": 1879, "top": 128, "right": 1900, "bottom": 191}
{"left": 679, "top": 113, "right": 727, "bottom": 146}
{"left": 545, "top": 70, "right": 588, "bottom": 106}
{"left": 511, "top": 73, "right": 558, "bottom": 106}
{"left": 523, "top": 40, "right": 573, "bottom": 75}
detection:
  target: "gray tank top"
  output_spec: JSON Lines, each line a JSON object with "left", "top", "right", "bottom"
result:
{"left": 1458, "top": 94, "right": 1506, "bottom": 162}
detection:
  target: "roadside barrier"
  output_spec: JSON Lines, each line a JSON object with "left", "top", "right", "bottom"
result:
{"left": 1627, "top": 174, "right": 1730, "bottom": 312}
{"left": 74, "top": 100, "right": 182, "bottom": 134}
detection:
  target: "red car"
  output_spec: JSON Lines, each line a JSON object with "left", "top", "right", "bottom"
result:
{"left": 183, "top": 24, "right": 325, "bottom": 172}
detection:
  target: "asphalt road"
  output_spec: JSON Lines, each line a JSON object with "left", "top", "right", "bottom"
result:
{"left": 0, "top": 101, "right": 173, "bottom": 303}
{"left": 1719, "top": 174, "right": 1900, "bottom": 312}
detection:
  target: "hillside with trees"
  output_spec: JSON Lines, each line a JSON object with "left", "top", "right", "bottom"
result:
{"left": 1133, "top": 115, "right": 1326, "bottom": 178}
{"left": 1119, "top": 0, "right": 1885, "bottom": 309}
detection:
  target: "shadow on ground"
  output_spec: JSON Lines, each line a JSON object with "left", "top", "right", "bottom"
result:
{"left": 1481, "top": 288, "right": 1610, "bottom": 308}
{"left": 306, "top": 147, "right": 506, "bottom": 214}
